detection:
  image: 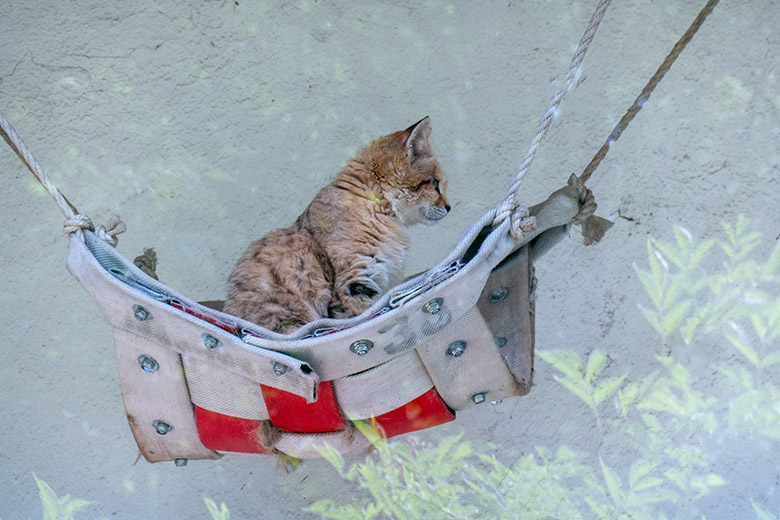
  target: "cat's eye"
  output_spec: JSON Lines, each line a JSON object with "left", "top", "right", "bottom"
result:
{"left": 432, "top": 179, "right": 440, "bottom": 191}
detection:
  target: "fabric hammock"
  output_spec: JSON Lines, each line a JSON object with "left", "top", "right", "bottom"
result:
{"left": 67, "top": 177, "right": 592, "bottom": 462}
{"left": 1, "top": 0, "right": 716, "bottom": 464}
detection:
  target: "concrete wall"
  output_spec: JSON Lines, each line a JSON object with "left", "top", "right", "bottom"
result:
{"left": 1, "top": 1, "right": 778, "bottom": 518}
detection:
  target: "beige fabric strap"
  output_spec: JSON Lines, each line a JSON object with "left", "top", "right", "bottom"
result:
{"left": 113, "top": 329, "right": 221, "bottom": 463}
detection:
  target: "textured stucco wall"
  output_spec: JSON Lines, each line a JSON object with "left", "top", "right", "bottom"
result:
{"left": 1, "top": 1, "right": 778, "bottom": 518}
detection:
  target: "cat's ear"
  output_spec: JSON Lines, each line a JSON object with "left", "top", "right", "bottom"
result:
{"left": 404, "top": 116, "right": 432, "bottom": 160}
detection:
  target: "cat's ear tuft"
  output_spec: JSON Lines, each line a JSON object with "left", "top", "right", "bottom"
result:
{"left": 405, "top": 116, "right": 432, "bottom": 160}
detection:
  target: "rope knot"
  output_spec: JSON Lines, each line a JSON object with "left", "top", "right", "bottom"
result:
{"left": 509, "top": 205, "right": 537, "bottom": 241}
{"left": 568, "top": 174, "right": 613, "bottom": 245}
{"left": 63, "top": 214, "right": 93, "bottom": 235}
{"left": 63, "top": 213, "right": 127, "bottom": 247}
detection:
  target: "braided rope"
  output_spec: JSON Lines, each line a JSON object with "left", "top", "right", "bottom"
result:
{"left": 492, "top": 0, "right": 612, "bottom": 237}
{"left": 0, "top": 110, "right": 125, "bottom": 245}
{"left": 579, "top": 0, "right": 719, "bottom": 183}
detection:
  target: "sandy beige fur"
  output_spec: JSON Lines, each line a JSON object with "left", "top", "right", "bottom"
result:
{"left": 224, "top": 117, "right": 450, "bottom": 334}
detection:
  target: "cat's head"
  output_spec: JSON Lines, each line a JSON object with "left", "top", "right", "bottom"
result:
{"left": 365, "top": 117, "right": 450, "bottom": 226}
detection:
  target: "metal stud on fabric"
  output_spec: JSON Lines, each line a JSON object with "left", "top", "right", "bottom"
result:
{"left": 201, "top": 333, "right": 221, "bottom": 350}
{"left": 349, "top": 339, "right": 373, "bottom": 356}
{"left": 446, "top": 341, "right": 467, "bottom": 357}
{"left": 152, "top": 420, "right": 173, "bottom": 435}
{"left": 488, "top": 287, "right": 509, "bottom": 303}
{"left": 471, "top": 392, "right": 487, "bottom": 404}
{"left": 133, "top": 304, "right": 151, "bottom": 321}
{"left": 138, "top": 355, "right": 159, "bottom": 373}
{"left": 272, "top": 362, "right": 288, "bottom": 376}
{"left": 422, "top": 298, "right": 443, "bottom": 315}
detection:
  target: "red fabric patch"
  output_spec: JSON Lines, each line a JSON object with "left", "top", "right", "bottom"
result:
{"left": 170, "top": 300, "right": 240, "bottom": 336}
{"left": 261, "top": 381, "right": 346, "bottom": 433}
{"left": 371, "top": 389, "right": 456, "bottom": 439}
{"left": 194, "top": 406, "right": 272, "bottom": 454}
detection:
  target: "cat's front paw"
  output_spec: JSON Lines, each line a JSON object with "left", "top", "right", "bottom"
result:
{"left": 329, "top": 279, "right": 381, "bottom": 319}
{"left": 347, "top": 281, "right": 380, "bottom": 298}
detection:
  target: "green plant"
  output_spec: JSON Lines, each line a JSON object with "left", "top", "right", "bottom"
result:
{"left": 311, "top": 217, "right": 780, "bottom": 519}
{"left": 204, "top": 497, "right": 231, "bottom": 520}
{"left": 310, "top": 422, "right": 593, "bottom": 520}
{"left": 27, "top": 474, "right": 233, "bottom": 520}
{"left": 33, "top": 475, "right": 91, "bottom": 520}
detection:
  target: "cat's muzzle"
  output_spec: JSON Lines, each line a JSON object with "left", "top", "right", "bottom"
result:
{"left": 424, "top": 205, "right": 449, "bottom": 221}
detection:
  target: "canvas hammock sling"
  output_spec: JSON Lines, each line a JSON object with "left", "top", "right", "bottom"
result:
{"left": 1, "top": 0, "right": 718, "bottom": 464}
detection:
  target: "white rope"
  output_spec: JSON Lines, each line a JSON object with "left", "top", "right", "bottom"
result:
{"left": 0, "top": 110, "right": 126, "bottom": 245}
{"left": 493, "top": 0, "right": 612, "bottom": 239}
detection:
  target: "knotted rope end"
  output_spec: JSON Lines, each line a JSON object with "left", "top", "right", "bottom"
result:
{"left": 63, "top": 213, "right": 127, "bottom": 247}
{"left": 568, "top": 174, "right": 613, "bottom": 246}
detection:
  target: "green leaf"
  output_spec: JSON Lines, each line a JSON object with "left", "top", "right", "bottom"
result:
{"left": 725, "top": 332, "right": 761, "bottom": 366}
{"left": 538, "top": 349, "right": 583, "bottom": 381}
{"left": 36, "top": 475, "right": 60, "bottom": 520}
{"left": 593, "top": 376, "right": 626, "bottom": 406}
{"left": 752, "top": 502, "right": 779, "bottom": 520}
{"left": 751, "top": 314, "right": 768, "bottom": 340}
{"left": 653, "top": 236, "right": 685, "bottom": 271}
{"left": 638, "top": 305, "right": 663, "bottom": 335}
{"left": 762, "top": 239, "right": 780, "bottom": 277}
{"left": 204, "top": 498, "right": 231, "bottom": 520}
{"left": 704, "top": 474, "right": 727, "bottom": 487}
{"left": 557, "top": 375, "right": 593, "bottom": 407}
{"left": 679, "top": 315, "right": 700, "bottom": 345}
{"left": 585, "top": 350, "right": 608, "bottom": 384}
{"left": 663, "top": 299, "right": 693, "bottom": 336}
{"left": 618, "top": 382, "right": 640, "bottom": 415}
{"left": 34, "top": 474, "right": 91, "bottom": 520}
{"left": 760, "top": 352, "right": 780, "bottom": 368}
{"left": 599, "top": 458, "right": 623, "bottom": 504}
{"left": 628, "top": 460, "right": 659, "bottom": 489}
{"left": 316, "top": 440, "right": 347, "bottom": 476}
{"left": 689, "top": 239, "right": 715, "bottom": 270}
{"left": 661, "top": 277, "right": 686, "bottom": 311}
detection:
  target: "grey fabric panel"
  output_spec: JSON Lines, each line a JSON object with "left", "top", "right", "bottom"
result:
{"left": 181, "top": 353, "right": 269, "bottom": 420}
{"left": 113, "top": 329, "right": 220, "bottom": 462}
{"left": 333, "top": 352, "right": 433, "bottom": 419}
{"left": 416, "top": 308, "right": 521, "bottom": 410}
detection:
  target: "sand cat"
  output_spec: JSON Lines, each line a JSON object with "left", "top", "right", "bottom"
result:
{"left": 224, "top": 117, "right": 450, "bottom": 333}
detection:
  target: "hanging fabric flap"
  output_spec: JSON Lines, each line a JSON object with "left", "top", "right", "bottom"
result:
{"left": 181, "top": 353, "right": 270, "bottom": 421}
{"left": 113, "top": 329, "right": 221, "bottom": 463}
{"left": 477, "top": 245, "right": 535, "bottom": 392}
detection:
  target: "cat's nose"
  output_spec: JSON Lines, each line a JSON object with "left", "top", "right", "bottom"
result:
{"left": 444, "top": 204, "right": 451, "bottom": 213}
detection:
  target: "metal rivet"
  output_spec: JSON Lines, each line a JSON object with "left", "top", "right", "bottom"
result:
{"left": 495, "top": 336, "right": 507, "bottom": 348}
{"left": 272, "top": 362, "right": 288, "bottom": 376}
{"left": 138, "top": 355, "right": 159, "bottom": 374}
{"left": 350, "top": 339, "right": 374, "bottom": 356}
{"left": 133, "top": 304, "right": 151, "bottom": 321}
{"left": 152, "top": 420, "right": 173, "bottom": 435}
{"left": 446, "top": 340, "right": 467, "bottom": 357}
{"left": 488, "top": 287, "right": 508, "bottom": 303}
{"left": 471, "top": 392, "right": 487, "bottom": 404}
{"left": 174, "top": 458, "right": 188, "bottom": 467}
{"left": 202, "top": 333, "right": 221, "bottom": 350}
{"left": 422, "top": 298, "right": 443, "bottom": 315}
